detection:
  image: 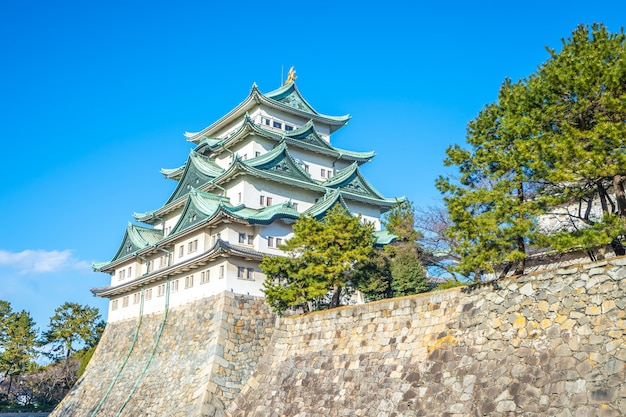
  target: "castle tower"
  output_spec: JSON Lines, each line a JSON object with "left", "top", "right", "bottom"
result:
{"left": 93, "top": 80, "right": 399, "bottom": 322}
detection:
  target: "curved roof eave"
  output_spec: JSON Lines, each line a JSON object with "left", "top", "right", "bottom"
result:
{"left": 185, "top": 83, "right": 350, "bottom": 143}
{"left": 263, "top": 82, "right": 351, "bottom": 125}
{"left": 91, "top": 239, "right": 264, "bottom": 298}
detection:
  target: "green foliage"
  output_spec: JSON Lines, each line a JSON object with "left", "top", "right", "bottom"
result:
{"left": 383, "top": 200, "right": 422, "bottom": 242}
{"left": 0, "top": 310, "right": 38, "bottom": 378}
{"left": 382, "top": 200, "right": 432, "bottom": 295}
{"left": 433, "top": 279, "right": 466, "bottom": 291}
{"left": 0, "top": 301, "right": 13, "bottom": 346}
{"left": 77, "top": 346, "right": 96, "bottom": 378}
{"left": 261, "top": 204, "right": 375, "bottom": 314}
{"left": 388, "top": 244, "right": 429, "bottom": 296}
{"left": 0, "top": 300, "right": 103, "bottom": 412}
{"left": 351, "top": 249, "right": 393, "bottom": 301}
{"left": 438, "top": 23, "right": 626, "bottom": 277}
{"left": 42, "top": 302, "right": 102, "bottom": 362}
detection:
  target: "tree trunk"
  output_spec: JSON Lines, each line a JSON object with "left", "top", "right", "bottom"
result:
{"left": 613, "top": 174, "right": 626, "bottom": 217}
{"left": 514, "top": 235, "right": 526, "bottom": 275}
{"left": 330, "top": 286, "right": 341, "bottom": 309}
{"left": 598, "top": 181, "right": 610, "bottom": 215}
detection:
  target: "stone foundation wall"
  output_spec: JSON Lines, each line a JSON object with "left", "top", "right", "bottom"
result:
{"left": 227, "top": 258, "right": 626, "bottom": 416}
{"left": 50, "top": 292, "right": 275, "bottom": 417}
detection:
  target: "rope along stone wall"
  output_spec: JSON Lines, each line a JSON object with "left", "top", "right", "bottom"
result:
{"left": 50, "top": 292, "right": 275, "bottom": 417}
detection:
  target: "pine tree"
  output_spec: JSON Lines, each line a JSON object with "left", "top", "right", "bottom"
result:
{"left": 437, "top": 24, "right": 626, "bottom": 276}
{"left": 261, "top": 204, "right": 375, "bottom": 314}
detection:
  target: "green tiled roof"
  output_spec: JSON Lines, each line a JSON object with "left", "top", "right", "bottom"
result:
{"left": 245, "top": 142, "right": 313, "bottom": 184}
{"left": 185, "top": 83, "right": 350, "bottom": 143}
{"left": 304, "top": 190, "right": 349, "bottom": 220}
{"left": 264, "top": 83, "right": 351, "bottom": 123}
{"left": 199, "top": 116, "right": 374, "bottom": 164}
{"left": 91, "top": 239, "right": 264, "bottom": 297}
{"left": 164, "top": 150, "right": 226, "bottom": 204}
{"left": 169, "top": 189, "right": 301, "bottom": 238}
{"left": 246, "top": 201, "right": 300, "bottom": 225}
{"left": 160, "top": 165, "right": 185, "bottom": 180}
{"left": 373, "top": 230, "right": 397, "bottom": 247}
{"left": 324, "top": 163, "right": 385, "bottom": 199}
{"left": 101, "top": 223, "right": 163, "bottom": 267}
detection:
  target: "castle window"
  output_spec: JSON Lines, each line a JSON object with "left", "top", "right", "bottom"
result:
{"left": 185, "top": 275, "right": 194, "bottom": 289}
{"left": 145, "top": 288, "right": 153, "bottom": 300}
{"left": 133, "top": 292, "right": 140, "bottom": 304}
{"left": 238, "top": 192, "right": 242, "bottom": 203}
{"left": 126, "top": 244, "right": 132, "bottom": 253}
{"left": 157, "top": 284, "right": 166, "bottom": 297}
{"left": 128, "top": 266, "right": 132, "bottom": 278}
{"left": 303, "top": 164, "right": 309, "bottom": 173}
{"left": 266, "top": 197, "right": 273, "bottom": 206}
{"left": 219, "top": 265, "right": 224, "bottom": 278}
{"left": 293, "top": 203, "right": 298, "bottom": 211}
{"left": 268, "top": 236, "right": 274, "bottom": 248}
{"left": 179, "top": 245, "right": 184, "bottom": 257}
{"left": 273, "top": 121, "right": 282, "bottom": 129}
{"left": 237, "top": 266, "right": 245, "bottom": 278}
{"left": 243, "top": 153, "right": 247, "bottom": 160}
{"left": 247, "top": 234, "right": 253, "bottom": 245}
{"left": 263, "top": 118, "right": 270, "bottom": 126}
{"left": 260, "top": 195, "right": 265, "bottom": 206}
{"left": 321, "top": 168, "right": 326, "bottom": 178}
{"left": 255, "top": 151, "right": 260, "bottom": 157}
{"left": 201, "top": 271, "right": 209, "bottom": 284}
{"left": 188, "top": 239, "right": 198, "bottom": 253}
{"left": 170, "top": 280, "right": 179, "bottom": 292}
{"left": 239, "top": 233, "right": 246, "bottom": 244}
{"left": 284, "top": 124, "right": 293, "bottom": 131}
{"left": 122, "top": 296, "right": 129, "bottom": 308}
{"left": 247, "top": 268, "right": 253, "bottom": 279}
{"left": 276, "top": 238, "right": 283, "bottom": 246}
{"left": 111, "top": 300, "right": 118, "bottom": 310}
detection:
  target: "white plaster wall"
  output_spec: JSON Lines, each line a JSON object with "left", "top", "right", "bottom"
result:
{"left": 345, "top": 200, "right": 382, "bottom": 230}
{"left": 163, "top": 212, "right": 182, "bottom": 237}
{"left": 248, "top": 178, "right": 319, "bottom": 211}
{"left": 224, "top": 259, "right": 265, "bottom": 296}
{"left": 172, "top": 230, "right": 207, "bottom": 263}
{"left": 112, "top": 260, "right": 139, "bottom": 286}
{"left": 287, "top": 148, "right": 338, "bottom": 181}
{"left": 257, "top": 222, "right": 294, "bottom": 254}
{"left": 226, "top": 179, "right": 246, "bottom": 206}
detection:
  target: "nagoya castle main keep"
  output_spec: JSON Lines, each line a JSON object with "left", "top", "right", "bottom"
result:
{"left": 93, "top": 72, "right": 397, "bottom": 322}
{"left": 53, "top": 72, "right": 626, "bottom": 417}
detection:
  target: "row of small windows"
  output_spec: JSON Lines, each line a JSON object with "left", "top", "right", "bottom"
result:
{"left": 262, "top": 117, "right": 294, "bottom": 132}
{"left": 118, "top": 231, "right": 287, "bottom": 279}
{"left": 239, "top": 151, "right": 262, "bottom": 161}
{"left": 267, "top": 236, "right": 283, "bottom": 248}
{"left": 117, "top": 266, "right": 133, "bottom": 281}
{"left": 239, "top": 233, "right": 254, "bottom": 245}
{"left": 178, "top": 240, "right": 198, "bottom": 257}
{"left": 111, "top": 265, "right": 254, "bottom": 310}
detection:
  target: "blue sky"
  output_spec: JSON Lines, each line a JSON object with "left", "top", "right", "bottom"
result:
{"left": 1, "top": 0, "right": 624, "bottom": 330}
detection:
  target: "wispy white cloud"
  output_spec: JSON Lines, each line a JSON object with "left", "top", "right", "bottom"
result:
{"left": 0, "top": 249, "right": 90, "bottom": 274}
